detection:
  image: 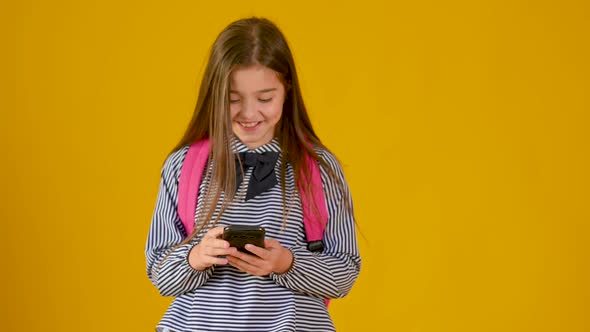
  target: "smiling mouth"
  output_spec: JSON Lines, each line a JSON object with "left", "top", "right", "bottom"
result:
{"left": 238, "top": 121, "right": 261, "bottom": 128}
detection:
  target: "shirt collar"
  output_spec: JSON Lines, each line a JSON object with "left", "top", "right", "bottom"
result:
{"left": 231, "top": 136, "right": 281, "bottom": 153}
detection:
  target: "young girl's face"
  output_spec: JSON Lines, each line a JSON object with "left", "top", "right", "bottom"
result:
{"left": 229, "top": 64, "right": 286, "bottom": 149}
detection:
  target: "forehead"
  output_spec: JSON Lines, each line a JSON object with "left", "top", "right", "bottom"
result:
{"left": 230, "top": 64, "right": 283, "bottom": 93}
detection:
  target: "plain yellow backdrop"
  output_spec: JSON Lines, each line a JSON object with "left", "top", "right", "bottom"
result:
{"left": 2, "top": 0, "right": 589, "bottom": 331}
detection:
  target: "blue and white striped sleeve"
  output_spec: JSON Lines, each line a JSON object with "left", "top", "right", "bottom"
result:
{"left": 145, "top": 146, "right": 213, "bottom": 297}
{"left": 270, "top": 149, "right": 361, "bottom": 299}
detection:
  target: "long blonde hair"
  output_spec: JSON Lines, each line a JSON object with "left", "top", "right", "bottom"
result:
{"left": 171, "top": 17, "right": 349, "bottom": 244}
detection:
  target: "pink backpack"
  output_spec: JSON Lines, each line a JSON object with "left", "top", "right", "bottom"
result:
{"left": 176, "top": 138, "right": 330, "bottom": 305}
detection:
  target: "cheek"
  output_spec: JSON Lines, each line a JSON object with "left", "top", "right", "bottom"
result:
{"left": 269, "top": 99, "right": 285, "bottom": 120}
{"left": 230, "top": 106, "right": 239, "bottom": 119}
{"left": 265, "top": 107, "right": 281, "bottom": 122}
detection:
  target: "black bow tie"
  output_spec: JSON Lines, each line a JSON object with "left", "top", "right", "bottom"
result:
{"left": 235, "top": 151, "right": 279, "bottom": 201}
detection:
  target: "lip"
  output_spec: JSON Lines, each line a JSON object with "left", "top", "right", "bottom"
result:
{"left": 237, "top": 121, "right": 262, "bottom": 132}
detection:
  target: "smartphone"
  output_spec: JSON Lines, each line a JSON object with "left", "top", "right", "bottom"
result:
{"left": 222, "top": 225, "right": 265, "bottom": 252}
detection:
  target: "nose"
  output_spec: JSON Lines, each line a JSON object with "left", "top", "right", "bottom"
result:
{"left": 240, "top": 98, "right": 257, "bottom": 118}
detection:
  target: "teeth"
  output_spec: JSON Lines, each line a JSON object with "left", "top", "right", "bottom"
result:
{"left": 240, "top": 122, "right": 258, "bottom": 128}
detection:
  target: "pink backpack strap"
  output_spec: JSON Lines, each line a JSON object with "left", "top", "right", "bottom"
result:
{"left": 177, "top": 139, "right": 210, "bottom": 236}
{"left": 300, "top": 153, "right": 329, "bottom": 252}
{"left": 300, "top": 152, "right": 330, "bottom": 307}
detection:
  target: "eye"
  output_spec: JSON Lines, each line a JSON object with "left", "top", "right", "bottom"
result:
{"left": 229, "top": 99, "right": 241, "bottom": 104}
{"left": 258, "top": 98, "right": 273, "bottom": 103}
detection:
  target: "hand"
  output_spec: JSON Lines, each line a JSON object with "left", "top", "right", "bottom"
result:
{"left": 227, "top": 239, "right": 294, "bottom": 276}
{"left": 188, "top": 226, "right": 238, "bottom": 271}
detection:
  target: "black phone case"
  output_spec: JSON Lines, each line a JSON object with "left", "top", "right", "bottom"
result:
{"left": 222, "top": 225, "right": 265, "bottom": 252}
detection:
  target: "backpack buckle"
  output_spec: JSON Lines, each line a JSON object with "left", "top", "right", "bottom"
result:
{"left": 307, "top": 240, "right": 324, "bottom": 252}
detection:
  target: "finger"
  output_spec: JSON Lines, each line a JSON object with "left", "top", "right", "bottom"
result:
{"left": 228, "top": 255, "right": 271, "bottom": 276}
{"left": 244, "top": 244, "right": 270, "bottom": 259}
{"left": 227, "top": 256, "right": 251, "bottom": 273}
{"left": 228, "top": 256, "right": 269, "bottom": 276}
{"left": 206, "top": 247, "right": 238, "bottom": 257}
{"left": 230, "top": 250, "right": 264, "bottom": 265}
{"left": 205, "top": 226, "right": 226, "bottom": 239}
{"left": 204, "top": 255, "right": 229, "bottom": 266}
{"left": 205, "top": 238, "right": 231, "bottom": 249}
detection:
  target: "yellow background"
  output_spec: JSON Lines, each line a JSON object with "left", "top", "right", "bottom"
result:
{"left": 2, "top": 0, "right": 589, "bottom": 331}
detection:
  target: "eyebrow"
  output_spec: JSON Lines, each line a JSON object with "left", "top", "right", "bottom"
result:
{"left": 230, "top": 88, "right": 277, "bottom": 94}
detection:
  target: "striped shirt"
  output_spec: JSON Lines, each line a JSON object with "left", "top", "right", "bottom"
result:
{"left": 145, "top": 138, "right": 361, "bottom": 332}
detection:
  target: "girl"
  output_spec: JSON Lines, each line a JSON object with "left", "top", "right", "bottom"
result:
{"left": 145, "top": 17, "right": 361, "bottom": 332}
